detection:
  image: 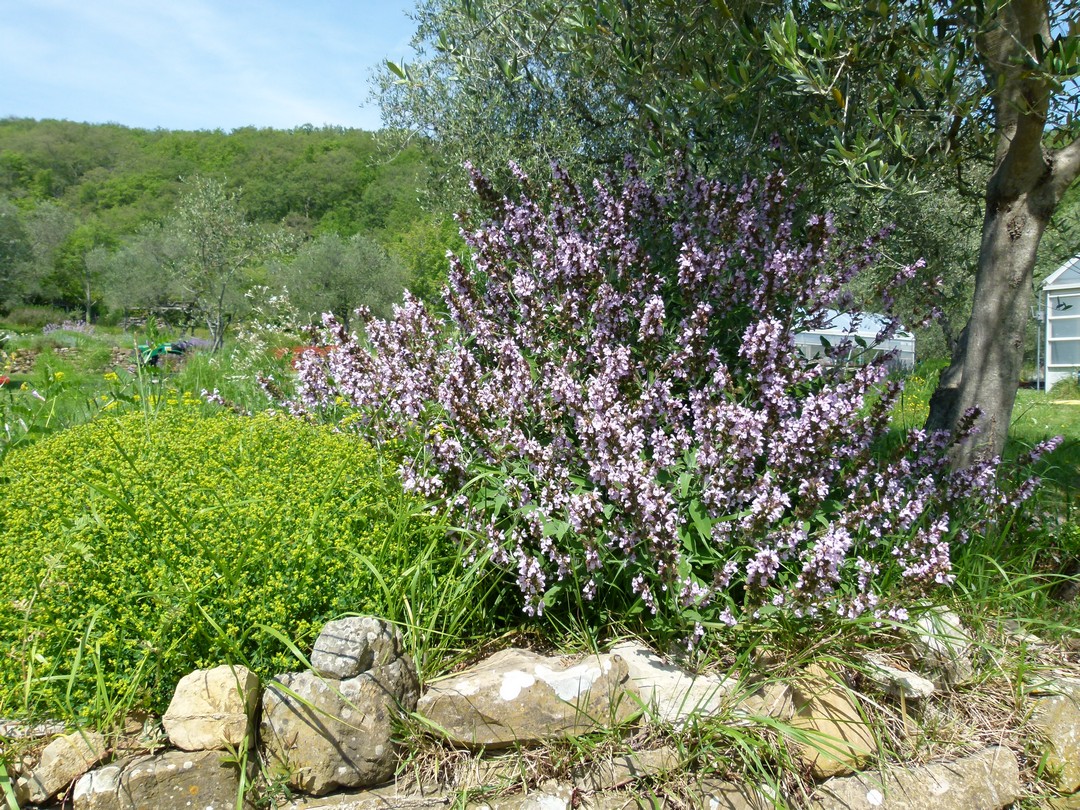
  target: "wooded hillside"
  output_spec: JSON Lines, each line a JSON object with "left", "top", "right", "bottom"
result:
{"left": 0, "top": 118, "right": 455, "bottom": 323}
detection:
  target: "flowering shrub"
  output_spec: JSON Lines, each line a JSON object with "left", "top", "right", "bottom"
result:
{"left": 292, "top": 163, "right": 1053, "bottom": 638}
{"left": 43, "top": 320, "right": 96, "bottom": 336}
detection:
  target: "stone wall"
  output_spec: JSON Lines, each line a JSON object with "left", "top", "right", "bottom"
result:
{"left": 7, "top": 610, "right": 1080, "bottom": 809}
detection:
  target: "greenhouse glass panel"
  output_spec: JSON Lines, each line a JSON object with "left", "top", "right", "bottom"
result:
{"left": 1051, "top": 318, "right": 1080, "bottom": 339}
{"left": 793, "top": 310, "right": 915, "bottom": 370}
{"left": 1050, "top": 294, "right": 1080, "bottom": 315}
{"left": 1050, "top": 340, "right": 1080, "bottom": 365}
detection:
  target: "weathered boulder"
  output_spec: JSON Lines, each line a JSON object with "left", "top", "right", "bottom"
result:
{"left": 789, "top": 665, "right": 876, "bottom": 780}
{"left": 15, "top": 729, "right": 106, "bottom": 805}
{"left": 277, "top": 785, "right": 451, "bottom": 809}
{"left": 312, "top": 616, "right": 405, "bottom": 680}
{"left": 571, "top": 747, "right": 680, "bottom": 792}
{"left": 467, "top": 782, "right": 575, "bottom": 809}
{"left": 162, "top": 664, "right": 259, "bottom": 751}
{"left": 905, "top": 607, "right": 974, "bottom": 688}
{"left": 1028, "top": 676, "right": 1080, "bottom": 793}
{"left": 73, "top": 750, "right": 245, "bottom": 810}
{"left": 73, "top": 762, "right": 128, "bottom": 810}
{"left": 261, "top": 668, "right": 410, "bottom": 796}
{"left": 809, "top": 745, "right": 1021, "bottom": 810}
{"left": 367, "top": 653, "right": 423, "bottom": 709}
{"left": 732, "top": 681, "right": 796, "bottom": 722}
{"left": 610, "top": 641, "right": 738, "bottom": 725}
{"left": 859, "top": 653, "right": 935, "bottom": 700}
{"left": 416, "top": 648, "right": 637, "bottom": 748}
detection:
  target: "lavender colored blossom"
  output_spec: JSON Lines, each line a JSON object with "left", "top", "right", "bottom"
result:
{"left": 43, "top": 320, "right": 95, "bottom": 335}
{"left": 288, "top": 161, "right": 1047, "bottom": 636}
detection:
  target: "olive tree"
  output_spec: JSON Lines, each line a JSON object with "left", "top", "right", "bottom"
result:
{"left": 171, "top": 176, "right": 293, "bottom": 351}
{"left": 380, "top": 0, "right": 1080, "bottom": 466}
{"left": 272, "top": 232, "right": 409, "bottom": 327}
{"left": 95, "top": 222, "right": 190, "bottom": 315}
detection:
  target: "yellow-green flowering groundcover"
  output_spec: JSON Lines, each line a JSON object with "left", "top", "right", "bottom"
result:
{"left": 0, "top": 407, "right": 445, "bottom": 720}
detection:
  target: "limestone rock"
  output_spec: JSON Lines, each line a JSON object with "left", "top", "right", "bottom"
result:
{"left": 271, "top": 771, "right": 767, "bottom": 810}
{"left": 571, "top": 747, "right": 680, "bottom": 791}
{"left": 72, "top": 762, "right": 125, "bottom": 810}
{"left": 694, "top": 778, "right": 773, "bottom": 810}
{"left": 809, "top": 745, "right": 1021, "bottom": 810}
{"left": 610, "top": 641, "right": 738, "bottom": 725}
{"left": 905, "top": 607, "right": 974, "bottom": 688}
{"left": 467, "top": 782, "right": 575, "bottom": 809}
{"left": 73, "top": 750, "right": 245, "bottom": 810}
{"left": 368, "top": 653, "right": 422, "bottom": 709}
{"left": 0, "top": 719, "right": 66, "bottom": 740}
{"left": 1028, "top": 676, "right": 1080, "bottom": 792}
{"left": 417, "top": 648, "right": 637, "bottom": 748}
{"left": 404, "top": 747, "right": 678, "bottom": 798}
{"left": 860, "top": 654, "right": 935, "bottom": 700}
{"left": 276, "top": 784, "right": 451, "bottom": 809}
{"left": 733, "top": 681, "right": 795, "bottom": 722}
{"left": 261, "top": 668, "right": 410, "bottom": 795}
{"left": 162, "top": 664, "right": 259, "bottom": 751}
{"left": 789, "top": 665, "right": 875, "bottom": 780}
{"left": 16, "top": 729, "right": 106, "bottom": 805}
{"left": 312, "top": 616, "right": 404, "bottom": 680}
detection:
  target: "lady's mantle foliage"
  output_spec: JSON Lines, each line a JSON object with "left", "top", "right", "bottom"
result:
{"left": 294, "top": 162, "right": 1051, "bottom": 631}
{"left": 0, "top": 408, "right": 442, "bottom": 715}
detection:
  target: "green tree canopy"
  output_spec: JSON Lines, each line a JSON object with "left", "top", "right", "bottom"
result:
{"left": 0, "top": 199, "right": 32, "bottom": 310}
{"left": 171, "top": 176, "right": 295, "bottom": 351}
{"left": 273, "top": 232, "right": 409, "bottom": 327}
{"left": 0, "top": 119, "right": 452, "bottom": 317}
{"left": 95, "top": 222, "right": 190, "bottom": 315}
{"left": 380, "top": 0, "right": 1080, "bottom": 465}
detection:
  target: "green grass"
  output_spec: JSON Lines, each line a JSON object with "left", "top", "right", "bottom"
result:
{"left": 1011, "top": 388, "right": 1080, "bottom": 500}
{"left": 1, "top": 320, "right": 293, "bottom": 461}
{"left": 892, "top": 360, "right": 1079, "bottom": 495}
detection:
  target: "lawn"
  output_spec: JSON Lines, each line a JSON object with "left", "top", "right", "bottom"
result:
{"left": 892, "top": 360, "right": 1080, "bottom": 500}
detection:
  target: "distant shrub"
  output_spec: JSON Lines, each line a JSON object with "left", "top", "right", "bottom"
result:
{"left": 0, "top": 408, "right": 445, "bottom": 721}
{"left": 293, "top": 162, "right": 1055, "bottom": 644}
{"left": 43, "top": 320, "right": 95, "bottom": 336}
{"left": 4, "top": 306, "right": 69, "bottom": 329}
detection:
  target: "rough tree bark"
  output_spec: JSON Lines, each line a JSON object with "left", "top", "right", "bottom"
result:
{"left": 926, "top": 0, "right": 1080, "bottom": 467}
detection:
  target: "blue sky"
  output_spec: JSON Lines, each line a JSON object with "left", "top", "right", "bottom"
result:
{"left": 0, "top": 0, "right": 416, "bottom": 132}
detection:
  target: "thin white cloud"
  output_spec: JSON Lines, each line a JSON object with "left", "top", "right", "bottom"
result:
{"left": 0, "top": 0, "right": 415, "bottom": 130}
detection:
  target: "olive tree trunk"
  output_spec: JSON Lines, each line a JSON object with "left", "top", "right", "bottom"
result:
{"left": 925, "top": 0, "right": 1080, "bottom": 467}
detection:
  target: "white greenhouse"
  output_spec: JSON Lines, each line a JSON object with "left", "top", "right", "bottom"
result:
{"left": 794, "top": 310, "right": 916, "bottom": 371}
{"left": 1043, "top": 255, "right": 1080, "bottom": 389}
